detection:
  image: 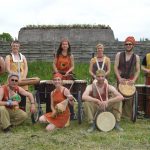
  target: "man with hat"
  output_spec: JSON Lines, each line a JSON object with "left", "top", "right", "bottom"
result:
{"left": 0, "top": 73, "right": 36, "bottom": 132}
{"left": 114, "top": 36, "right": 140, "bottom": 119}
{"left": 141, "top": 53, "right": 150, "bottom": 85}
{"left": 82, "top": 69, "right": 124, "bottom": 132}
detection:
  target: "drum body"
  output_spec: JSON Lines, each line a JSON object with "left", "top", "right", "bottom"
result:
{"left": 18, "top": 77, "right": 40, "bottom": 86}
{"left": 145, "top": 85, "right": 150, "bottom": 117}
{"left": 73, "top": 80, "right": 87, "bottom": 95}
{"left": 135, "top": 84, "right": 146, "bottom": 111}
{"left": 95, "top": 111, "right": 116, "bottom": 132}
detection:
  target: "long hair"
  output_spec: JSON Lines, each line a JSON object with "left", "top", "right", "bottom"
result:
{"left": 56, "top": 39, "right": 71, "bottom": 57}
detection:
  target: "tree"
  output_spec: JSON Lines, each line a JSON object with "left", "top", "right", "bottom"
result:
{"left": 0, "top": 32, "right": 13, "bottom": 41}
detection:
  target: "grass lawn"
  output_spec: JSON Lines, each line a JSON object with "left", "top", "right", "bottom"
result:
{"left": 0, "top": 61, "right": 149, "bottom": 150}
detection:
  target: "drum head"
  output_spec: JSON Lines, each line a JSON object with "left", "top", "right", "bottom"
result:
{"left": 96, "top": 112, "right": 116, "bottom": 132}
{"left": 118, "top": 83, "right": 136, "bottom": 97}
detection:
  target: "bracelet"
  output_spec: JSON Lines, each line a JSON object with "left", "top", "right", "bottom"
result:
{"left": 31, "top": 102, "right": 35, "bottom": 104}
{"left": 6, "top": 100, "right": 13, "bottom": 106}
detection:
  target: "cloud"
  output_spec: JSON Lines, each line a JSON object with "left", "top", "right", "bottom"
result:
{"left": 0, "top": 0, "right": 150, "bottom": 40}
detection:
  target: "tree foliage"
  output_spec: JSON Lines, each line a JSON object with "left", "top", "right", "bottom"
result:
{"left": 0, "top": 32, "right": 13, "bottom": 42}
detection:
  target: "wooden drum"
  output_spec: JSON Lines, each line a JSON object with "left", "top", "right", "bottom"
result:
{"left": 95, "top": 111, "right": 116, "bottom": 132}
{"left": 118, "top": 81, "right": 136, "bottom": 98}
{"left": 18, "top": 77, "right": 40, "bottom": 86}
{"left": 135, "top": 84, "right": 146, "bottom": 112}
{"left": 145, "top": 85, "right": 150, "bottom": 117}
{"left": 73, "top": 80, "right": 87, "bottom": 95}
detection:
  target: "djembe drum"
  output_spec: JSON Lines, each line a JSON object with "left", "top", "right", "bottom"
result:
{"left": 145, "top": 85, "right": 150, "bottom": 117}
{"left": 73, "top": 80, "right": 87, "bottom": 95}
{"left": 118, "top": 81, "right": 136, "bottom": 98}
{"left": 95, "top": 111, "right": 116, "bottom": 132}
{"left": 135, "top": 84, "right": 146, "bottom": 112}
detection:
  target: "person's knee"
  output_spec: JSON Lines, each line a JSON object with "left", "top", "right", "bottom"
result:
{"left": 21, "top": 112, "right": 28, "bottom": 120}
{"left": 39, "top": 115, "right": 47, "bottom": 123}
{"left": 0, "top": 106, "right": 7, "bottom": 112}
{"left": 46, "top": 124, "right": 55, "bottom": 131}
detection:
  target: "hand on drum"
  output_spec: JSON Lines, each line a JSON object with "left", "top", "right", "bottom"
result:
{"left": 119, "top": 78, "right": 127, "bottom": 84}
{"left": 126, "top": 80, "right": 134, "bottom": 85}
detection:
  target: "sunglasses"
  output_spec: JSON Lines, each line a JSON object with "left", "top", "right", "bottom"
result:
{"left": 125, "top": 43, "right": 133, "bottom": 46}
{"left": 11, "top": 79, "right": 18, "bottom": 82}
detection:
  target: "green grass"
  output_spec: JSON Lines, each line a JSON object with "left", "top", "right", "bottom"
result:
{"left": 0, "top": 61, "right": 148, "bottom": 150}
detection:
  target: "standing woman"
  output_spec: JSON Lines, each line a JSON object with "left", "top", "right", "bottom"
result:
{"left": 89, "top": 43, "right": 111, "bottom": 81}
{"left": 39, "top": 73, "right": 73, "bottom": 131}
{"left": 5, "top": 40, "right": 28, "bottom": 111}
{"left": 53, "top": 39, "right": 75, "bottom": 80}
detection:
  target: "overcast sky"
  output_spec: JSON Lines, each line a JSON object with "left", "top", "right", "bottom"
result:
{"left": 0, "top": 0, "right": 150, "bottom": 41}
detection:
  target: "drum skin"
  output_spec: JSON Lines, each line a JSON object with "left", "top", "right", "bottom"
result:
{"left": 118, "top": 82, "right": 136, "bottom": 97}
{"left": 96, "top": 112, "right": 116, "bottom": 132}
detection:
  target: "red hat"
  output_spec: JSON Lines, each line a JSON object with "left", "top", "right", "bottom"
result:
{"left": 53, "top": 73, "right": 63, "bottom": 79}
{"left": 125, "top": 36, "right": 136, "bottom": 45}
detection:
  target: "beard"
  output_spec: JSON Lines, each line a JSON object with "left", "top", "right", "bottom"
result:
{"left": 126, "top": 47, "right": 133, "bottom": 52}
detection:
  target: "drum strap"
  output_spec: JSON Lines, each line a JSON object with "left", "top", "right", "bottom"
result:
{"left": 95, "top": 56, "right": 106, "bottom": 70}
{"left": 10, "top": 53, "right": 23, "bottom": 79}
{"left": 94, "top": 82, "right": 108, "bottom": 102}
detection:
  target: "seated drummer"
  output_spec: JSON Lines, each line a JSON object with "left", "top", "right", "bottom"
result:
{"left": 53, "top": 39, "right": 75, "bottom": 80}
{"left": 89, "top": 43, "right": 111, "bottom": 82}
{"left": 82, "top": 69, "right": 124, "bottom": 132}
{"left": 114, "top": 36, "right": 140, "bottom": 119}
{"left": 0, "top": 73, "right": 36, "bottom": 133}
{"left": 39, "top": 73, "right": 74, "bottom": 131}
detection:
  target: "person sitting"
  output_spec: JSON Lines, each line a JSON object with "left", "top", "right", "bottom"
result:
{"left": 53, "top": 39, "right": 75, "bottom": 80}
{"left": 89, "top": 43, "right": 111, "bottom": 82}
{"left": 82, "top": 69, "right": 124, "bottom": 132}
{"left": 0, "top": 73, "right": 36, "bottom": 133}
{"left": 39, "top": 73, "right": 74, "bottom": 131}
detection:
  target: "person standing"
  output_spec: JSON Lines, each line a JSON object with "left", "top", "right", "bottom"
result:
{"left": 0, "top": 56, "right": 5, "bottom": 75}
{"left": 114, "top": 36, "right": 140, "bottom": 119}
{"left": 141, "top": 53, "right": 150, "bottom": 85}
{"left": 5, "top": 40, "right": 28, "bottom": 111}
{"left": 89, "top": 43, "right": 111, "bottom": 81}
{"left": 0, "top": 56, "right": 5, "bottom": 86}
{"left": 53, "top": 39, "right": 75, "bottom": 80}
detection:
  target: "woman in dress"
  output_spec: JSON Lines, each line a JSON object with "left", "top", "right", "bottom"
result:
{"left": 53, "top": 39, "right": 75, "bottom": 80}
{"left": 39, "top": 73, "right": 74, "bottom": 131}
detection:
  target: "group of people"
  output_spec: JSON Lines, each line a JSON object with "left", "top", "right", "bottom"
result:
{"left": 0, "top": 36, "right": 149, "bottom": 133}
